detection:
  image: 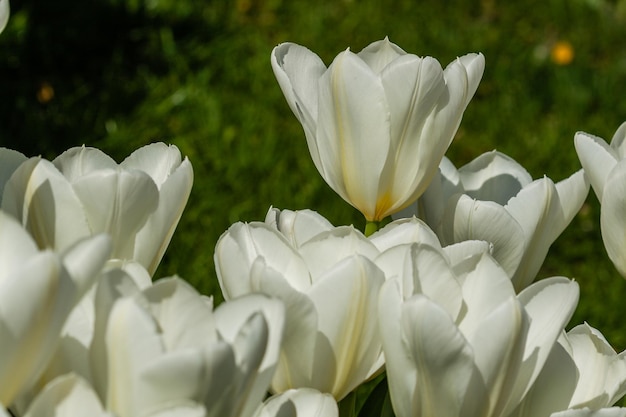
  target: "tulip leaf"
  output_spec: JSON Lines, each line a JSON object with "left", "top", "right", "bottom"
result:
{"left": 357, "top": 377, "right": 395, "bottom": 417}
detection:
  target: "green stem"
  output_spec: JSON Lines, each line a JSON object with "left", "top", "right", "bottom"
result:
{"left": 364, "top": 220, "right": 380, "bottom": 237}
{"left": 338, "top": 391, "right": 357, "bottom": 417}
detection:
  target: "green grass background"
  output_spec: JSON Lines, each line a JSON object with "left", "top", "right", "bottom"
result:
{"left": 1, "top": 0, "right": 626, "bottom": 348}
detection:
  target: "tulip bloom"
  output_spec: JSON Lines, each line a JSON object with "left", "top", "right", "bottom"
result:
{"left": 0, "top": 211, "right": 110, "bottom": 407}
{"left": 398, "top": 151, "right": 589, "bottom": 291}
{"left": 575, "top": 122, "right": 626, "bottom": 277}
{"left": 271, "top": 38, "right": 484, "bottom": 222}
{"left": 509, "top": 323, "right": 626, "bottom": 417}
{"left": 1, "top": 143, "right": 193, "bottom": 276}
{"left": 85, "top": 275, "right": 284, "bottom": 417}
{"left": 379, "top": 251, "right": 580, "bottom": 417}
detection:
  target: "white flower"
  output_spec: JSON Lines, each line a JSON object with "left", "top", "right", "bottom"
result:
{"left": 1, "top": 143, "right": 193, "bottom": 276}
{"left": 575, "top": 122, "right": 626, "bottom": 277}
{"left": 271, "top": 38, "right": 484, "bottom": 221}
{"left": 0, "top": 211, "right": 110, "bottom": 407}
{"left": 510, "top": 323, "right": 626, "bottom": 417}
{"left": 379, "top": 250, "right": 580, "bottom": 417}
{"left": 88, "top": 275, "right": 283, "bottom": 417}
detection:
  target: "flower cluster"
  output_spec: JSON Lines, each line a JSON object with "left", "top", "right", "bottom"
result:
{"left": 2, "top": 3, "right": 626, "bottom": 417}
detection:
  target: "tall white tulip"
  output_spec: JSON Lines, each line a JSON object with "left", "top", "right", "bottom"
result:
{"left": 398, "top": 151, "right": 589, "bottom": 291}
{"left": 1, "top": 143, "right": 193, "bottom": 276}
{"left": 575, "top": 122, "right": 626, "bottom": 277}
{"left": 0, "top": 211, "right": 110, "bottom": 407}
{"left": 271, "top": 38, "right": 485, "bottom": 222}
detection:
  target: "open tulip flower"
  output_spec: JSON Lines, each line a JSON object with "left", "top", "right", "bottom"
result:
{"left": 0, "top": 211, "right": 110, "bottom": 408}
{"left": 510, "top": 323, "right": 626, "bottom": 417}
{"left": 398, "top": 150, "right": 589, "bottom": 291}
{"left": 78, "top": 273, "right": 284, "bottom": 417}
{"left": 0, "top": 143, "right": 193, "bottom": 276}
{"left": 379, "top": 249, "right": 585, "bottom": 417}
{"left": 271, "top": 38, "right": 485, "bottom": 223}
{"left": 575, "top": 122, "right": 626, "bottom": 277}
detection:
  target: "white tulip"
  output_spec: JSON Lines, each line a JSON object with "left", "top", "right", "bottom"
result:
{"left": 575, "top": 123, "right": 626, "bottom": 277}
{"left": 87, "top": 274, "right": 283, "bottom": 417}
{"left": 379, "top": 250, "right": 579, "bottom": 417}
{"left": 0, "top": 211, "right": 110, "bottom": 407}
{"left": 399, "top": 150, "right": 589, "bottom": 290}
{"left": 510, "top": 323, "right": 626, "bottom": 417}
{"left": 1, "top": 143, "right": 193, "bottom": 276}
{"left": 271, "top": 38, "right": 484, "bottom": 222}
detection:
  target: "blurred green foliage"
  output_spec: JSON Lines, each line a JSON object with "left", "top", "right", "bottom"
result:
{"left": 1, "top": 0, "right": 626, "bottom": 347}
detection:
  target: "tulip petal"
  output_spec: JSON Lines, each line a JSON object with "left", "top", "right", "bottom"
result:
{"left": 610, "top": 121, "right": 626, "bottom": 158}
{"left": 23, "top": 374, "right": 112, "bottom": 417}
{"left": 143, "top": 278, "right": 217, "bottom": 350}
{"left": 0, "top": 148, "right": 27, "bottom": 199}
{"left": 505, "top": 178, "right": 561, "bottom": 290}
{"left": 380, "top": 55, "right": 446, "bottom": 209}
{"left": 317, "top": 49, "right": 391, "bottom": 220}
{"left": 0, "top": 252, "right": 75, "bottom": 405}
{"left": 307, "top": 256, "right": 384, "bottom": 399}
{"left": 249, "top": 258, "right": 318, "bottom": 394}
{"left": 61, "top": 234, "right": 111, "bottom": 301}
{"left": 2, "top": 158, "right": 91, "bottom": 251}
{"left": 458, "top": 150, "right": 532, "bottom": 204}
{"left": 90, "top": 269, "right": 143, "bottom": 399}
{"left": 0, "top": 210, "right": 39, "bottom": 272}
{"left": 271, "top": 43, "right": 327, "bottom": 172}
{"left": 133, "top": 156, "right": 193, "bottom": 275}
{"left": 72, "top": 169, "right": 159, "bottom": 260}
{"left": 508, "top": 341, "right": 577, "bottom": 417}
{"left": 265, "top": 208, "right": 334, "bottom": 248}
{"left": 377, "top": 279, "right": 415, "bottom": 417}
{"left": 600, "top": 161, "right": 626, "bottom": 277}
{"left": 357, "top": 38, "right": 406, "bottom": 74}
{"left": 105, "top": 297, "right": 166, "bottom": 416}
{"left": 369, "top": 216, "right": 441, "bottom": 252}
{"left": 468, "top": 297, "right": 526, "bottom": 417}
{"left": 505, "top": 277, "right": 579, "bottom": 415}
{"left": 298, "top": 226, "right": 379, "bottom": 281}
{"left": 402, "top": 294, "right": 486, "bottom": 417}
{"left": 567, "top": 323, "right": 626, "bottom": 408}
{"left": 215, "top": 222, "right": 311, "bottom": 298}
{"left": 458, "top": 253, "right": 516, "bottom": 336}
{"left": 442, "top": 194, "right": 525, "bottom": 278}
{"left": 53, "top": 147, "right": 117, "bottom": 181}
{"left": 574, "top": 131, "right": 618, "bottom": 201}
